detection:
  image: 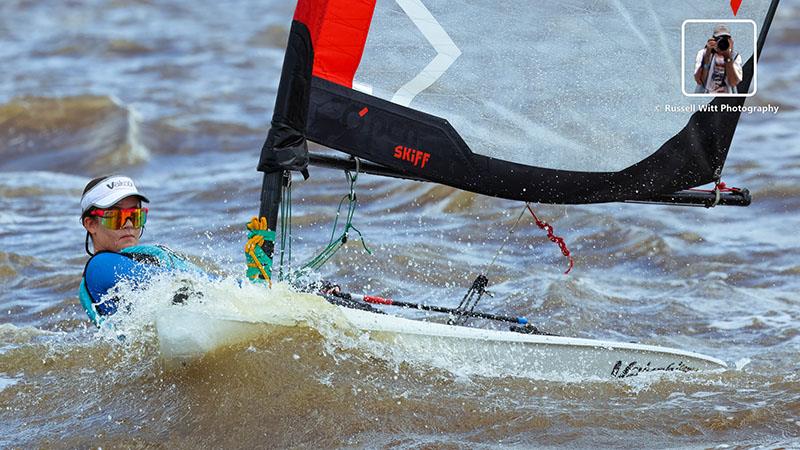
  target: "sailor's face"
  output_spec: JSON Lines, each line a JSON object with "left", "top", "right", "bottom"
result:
{"left": 83, "top": 196, "right": 142, "bottom": 253}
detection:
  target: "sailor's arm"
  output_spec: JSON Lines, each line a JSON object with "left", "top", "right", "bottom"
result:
{"left": 718, "top": 40, "right": 742, "bottom": 88}
{"left": 725, "top": 54, "right": 743, "bottom": 87}
{"left": 84, "top": 252, "right": 150, "bottom": 314}
{"left": 694, "top": 49, "right": 710, "bottom": 86}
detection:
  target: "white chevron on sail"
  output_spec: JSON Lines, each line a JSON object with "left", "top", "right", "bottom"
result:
{"left": 390, "top": 0, "right": 461, "bottom": 107}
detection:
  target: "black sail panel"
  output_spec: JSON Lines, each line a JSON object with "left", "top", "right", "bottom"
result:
{"left": 307, "top": 71, "right": 750, "bottom": 204}
{"left": 258, "top": 21, "right": 314, "bottom": 174}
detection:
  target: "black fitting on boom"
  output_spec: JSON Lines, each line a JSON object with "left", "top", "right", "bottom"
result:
{"left": 449, "top": 274, "right": 489, "bottom": 326}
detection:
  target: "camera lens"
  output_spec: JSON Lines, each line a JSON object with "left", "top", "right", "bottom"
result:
{"left": 716, "top": 36, "right": 730, "bottom": 51}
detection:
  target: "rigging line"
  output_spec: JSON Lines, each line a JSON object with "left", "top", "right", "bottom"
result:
{"left": 300, "top": 157, "right": 372, "bottom": 274}
{"left": 449, "top": 274, "right": 489, "bottom": 326}
{"left": 451, "top": 205, "right": 527, "bottom": 326}
{"left": 526, "top": 203, "right": 574, "bottom": 275}
{"left": 328, "top": 191, "right": 350, "bottom": 245}
{"left": 688, "top": 181, "right": 738, "bottom": 208}
{"left": 329, "top": 158, "right": 360, "bottom": 245}
{"left": 278, "top": 172, "right": 292, "bottom": 281}
{"left": 287, "top": 178, "right": 292, "bottom": 266}
{"left": 484, "top": 204, "right": 529, "bottom": 277}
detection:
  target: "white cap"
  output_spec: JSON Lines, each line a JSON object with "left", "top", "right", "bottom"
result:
{"left": 80, "top": 175, "right": 149, "bottom": 214}
{"left": 713, "top": 24, "right": 732, "bottom": 37}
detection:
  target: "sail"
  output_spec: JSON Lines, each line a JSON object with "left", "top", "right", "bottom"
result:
{"left": 259, "top": 0, "right": 779, "bottom": 204}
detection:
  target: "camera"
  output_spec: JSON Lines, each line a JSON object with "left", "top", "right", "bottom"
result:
{"left": 715, "top": 35, "right": 731, "bottom": 52}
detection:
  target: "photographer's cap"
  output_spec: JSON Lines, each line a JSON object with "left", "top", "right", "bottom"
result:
{"left": 80, "top": 175, "right": 149, "bottom": 214}
{"left": 713, "top": 24, "right": 731, "bottom": 37}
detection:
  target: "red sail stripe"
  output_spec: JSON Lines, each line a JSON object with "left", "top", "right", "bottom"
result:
{"left": 731, "top": 0, "right": 742, "bottom": 15}
{"left": 294, "top": 0, "right": 377, "bottom": 88}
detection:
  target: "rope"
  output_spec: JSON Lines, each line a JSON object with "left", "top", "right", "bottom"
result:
{"left": 526, "top": 203, "right": 574, "bottom": 274}
{"left": 278, "top": 174, "right": 293, "bottom": 280}
{"left": 485, "top": 205, "right": 528, "bottom": 275}
{"left": 448, "top": 274, "right": 489, "bottom": 326}
{"left": 688, "top": 181, "right": 737, "bottom": 208}
{"left": 450, "top": 206, "right": 527, "bottom": 326}
{"left": 245, "top": 217, "right": 274, "bottom": 287}
{"left": 299, "top": 160, "right": 372, "bottom": 274}
{"left": 245, "top": 240, "right": 272, "bottom": 287}
{"left": 452, "top": 204, "right": 574, "bottom": 325}
{"left": 688, "top": 181, "right": 736, "bottom": 193}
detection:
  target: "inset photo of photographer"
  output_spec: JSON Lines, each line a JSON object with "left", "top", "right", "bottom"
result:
{"left": 682, "top": 20, "right": 757, "bottom": 97}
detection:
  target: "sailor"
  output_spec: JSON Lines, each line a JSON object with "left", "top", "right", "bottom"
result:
{"left": 694, "top": 24, "right": 743, "bottom": 94}
{"left": 78, "top": 174, "right": 274, "bottom": 325}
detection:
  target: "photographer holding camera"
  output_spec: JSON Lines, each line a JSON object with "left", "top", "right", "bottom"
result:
{"left": 694, "top": 24, "right": 743, "bottom": 94}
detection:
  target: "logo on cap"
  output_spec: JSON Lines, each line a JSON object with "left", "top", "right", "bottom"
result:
{"left": 106, "top": 180, "right": 134, "bottom": 190}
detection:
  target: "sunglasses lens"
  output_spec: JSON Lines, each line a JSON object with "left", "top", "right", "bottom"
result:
{"left": 98, "top": 210, "right": 122, "bottom": 229}
{"left": 131, "top": 208, "right": 147, "bottom": 228}
{"left": 94, "top": 208, "right": 147, "bottom": 230}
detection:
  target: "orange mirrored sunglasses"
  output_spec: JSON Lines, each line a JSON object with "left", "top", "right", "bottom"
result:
{"left": 89, "top": 208, "right": 148, "bottom": 230}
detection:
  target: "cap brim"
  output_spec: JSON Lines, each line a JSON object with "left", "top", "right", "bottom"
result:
{"left": 92, "top": 190, "right": 150, "bottom": 209}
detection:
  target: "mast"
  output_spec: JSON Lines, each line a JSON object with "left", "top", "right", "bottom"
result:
{"left": 257, "top": 19, "right": 316, "bottom": 255}
{"left": 257, "top": 171, "right": 284, "bottom": 257}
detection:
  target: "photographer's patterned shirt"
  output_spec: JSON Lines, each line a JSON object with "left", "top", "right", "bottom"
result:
{"left": 710, "top": 54, "right": 733, "bottom": 92}
{"left": 694, "top": 49, "right": 744, "bottom": 94}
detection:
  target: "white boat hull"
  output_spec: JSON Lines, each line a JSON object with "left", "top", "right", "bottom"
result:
{"left": 155, "top": 305, "right": 726, "bottom": 379}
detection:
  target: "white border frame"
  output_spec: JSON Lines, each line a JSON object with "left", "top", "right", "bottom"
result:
{"left": 681, "top": 19, "right": 758, "bottom": 98}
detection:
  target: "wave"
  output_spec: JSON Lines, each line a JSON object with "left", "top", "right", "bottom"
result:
{"left": 31, "top": 35, "right": 156, "bottom": 58}
{"left": 141, "top": 119, "right": 261, "bottom": 156}
{"left": 751, "top": 183, "right": 800, "bottom": 211}
{"left": 0, "top": 95, "right": 151, "bottom": 174}
{"left": 0, "top": 252, "right": 38, "bottom": 280}
{"left": 247, "top": 24, "right": 289, "bottom": 48}
{"left": 0, "top": 323, "right": 53, "bottom": 344}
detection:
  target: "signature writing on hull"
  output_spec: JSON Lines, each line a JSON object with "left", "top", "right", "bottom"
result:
{"left": 611, "top": 360, "right": 696, "bottom": 378}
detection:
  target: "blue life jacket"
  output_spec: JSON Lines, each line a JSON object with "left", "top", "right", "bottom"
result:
{"left": 78, "top": 245, "right": 203, "bottom": 325}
